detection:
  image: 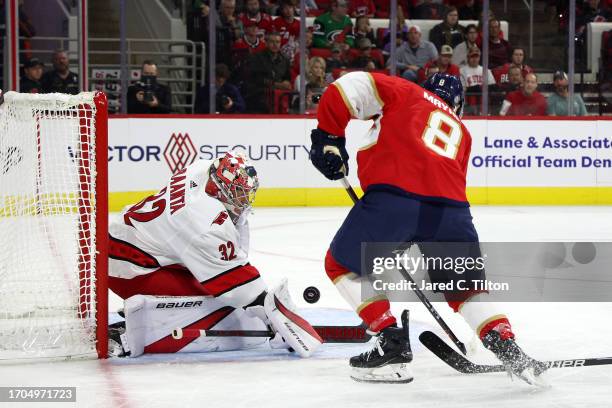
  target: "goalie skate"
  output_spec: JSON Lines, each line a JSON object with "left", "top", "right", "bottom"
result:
{"left": 350, "top": 310, "right": 413, "bottom": 384}
{"left": 108, "top": 322, "right": 130, "bottom": 358}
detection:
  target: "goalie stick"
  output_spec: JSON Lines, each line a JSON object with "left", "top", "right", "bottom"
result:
{"left": 172, "top": 322, "right": 372, "bottom": 343}
{"left": 419, "top": 330, "right": 612, "bottom": 373}
{"left": 341, "top": 177, "right": 467, "bottom": 355}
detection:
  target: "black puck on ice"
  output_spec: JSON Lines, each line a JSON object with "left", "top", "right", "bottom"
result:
{"left": 303, "top": 286, "right": 320, "bottom": 304}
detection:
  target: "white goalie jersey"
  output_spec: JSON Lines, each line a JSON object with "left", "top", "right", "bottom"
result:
{"left": 109, "top": 159, "right": 266, "bottom": 308}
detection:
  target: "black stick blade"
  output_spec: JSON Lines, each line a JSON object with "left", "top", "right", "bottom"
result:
{"left": 419, "top": 331, "right": 505, "bottom": 374}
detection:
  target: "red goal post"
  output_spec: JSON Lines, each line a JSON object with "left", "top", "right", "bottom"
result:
{"left": 0, "top": 91, "right": 108, "bottom": 361}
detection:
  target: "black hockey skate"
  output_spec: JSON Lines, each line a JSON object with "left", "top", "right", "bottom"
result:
{"left": 350, "top": 310, "right": 413, "bottom": 384}
{"left": 108, "top": 321, "right": 130, "bottom": 358}
{"left": 482, "top": 330, "right": 548, "bottom": 386}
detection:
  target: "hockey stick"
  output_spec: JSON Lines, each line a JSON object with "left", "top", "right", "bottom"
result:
{"left": 341, "top": 176, "right": 467, "bottom": 355}
{"left": 419, "top": 330, "right": 612, "bottom": 374}
{"left": 172, "top": 323, "right": 372, "bottom": 343}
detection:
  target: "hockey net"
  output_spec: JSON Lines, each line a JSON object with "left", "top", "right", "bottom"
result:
{"left": 0, "top": 91, "right": 108, "bottom": 361}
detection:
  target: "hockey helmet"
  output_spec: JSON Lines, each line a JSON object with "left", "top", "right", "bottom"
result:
{"left": 423, "top": 73, "right": 464, "bottom": 118}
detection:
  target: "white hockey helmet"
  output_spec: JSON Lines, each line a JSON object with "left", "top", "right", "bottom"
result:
{"left": 205, "top": 151, "right": 259, "bottom": 216}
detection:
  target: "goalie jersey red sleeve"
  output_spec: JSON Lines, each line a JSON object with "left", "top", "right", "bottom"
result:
{"left": 316, "top": 72, "right": 471, "bottom": 205}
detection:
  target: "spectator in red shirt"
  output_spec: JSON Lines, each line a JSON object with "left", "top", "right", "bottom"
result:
{"left": 497, "top": 65, "right": 524, "bottom": 93}
{"left": 494, "top": 47, "right": 533, "bottom": 82}
{"left": 417, "top": 44, "right": 460, "bottom": 83}
{"left": 349, "top": 0, "right": 375, "bottom": 17}
{"left": 486, "top": 19, "right": 512, "bottom": 69}
{"left": 239, "top": 0, "right": 272, "bottom": 39}
{"left": 233, "top": 20, "right": 267, "bottom": 54}
{"left": 273, "top": 0, "right": 300, "bottom": 47}
{"left": 499, "top": 73, "right": 547, "bottom": 116}
{"left": 509, "top": 47, "right": 533, "bottom": 76}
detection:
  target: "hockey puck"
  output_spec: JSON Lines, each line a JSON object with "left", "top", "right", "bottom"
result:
{"left": 303, "top": 286, "right": 320, "bottom": 304}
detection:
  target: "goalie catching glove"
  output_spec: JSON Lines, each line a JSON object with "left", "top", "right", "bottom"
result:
{"left": 309, "top": 128, "right": 349, "bottom": 180}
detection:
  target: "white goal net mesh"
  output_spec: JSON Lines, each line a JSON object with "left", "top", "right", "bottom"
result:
{"left": 0, "top": 92, "right": 104, "bottom": 361}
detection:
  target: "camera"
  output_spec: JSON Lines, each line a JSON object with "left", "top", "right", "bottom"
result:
{"left": 216, "top": 94, "right": 232, "bottom": 111}
{"left": 219, "top": 95, "right": 231, "bottom": 107}
{"left": 311, "top": 93, "right": 322, "bottom": 104}
{"left": 139, "top": 75, "right": 157, "bottom": 103}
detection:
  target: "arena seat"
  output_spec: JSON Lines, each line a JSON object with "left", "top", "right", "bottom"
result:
{"left": 305, "top": 17, "right": 509, "bottom": 45}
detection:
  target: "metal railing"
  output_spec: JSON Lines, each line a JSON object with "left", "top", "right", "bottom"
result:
{"left": 20, "top": 36, "right": 205, "bottom": 113}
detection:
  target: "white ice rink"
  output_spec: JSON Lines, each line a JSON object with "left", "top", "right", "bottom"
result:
{"left": 1, "top": 206, "right": 612, "bottom": 408}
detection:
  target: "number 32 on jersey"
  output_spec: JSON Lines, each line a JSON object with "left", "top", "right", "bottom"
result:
{"left": 421, "top": 110, "right": 463, "bottom": 160}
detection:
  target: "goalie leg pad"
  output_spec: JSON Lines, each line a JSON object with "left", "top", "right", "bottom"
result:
{"left": 123, "top": 295, "right": 268, "bottom": 357}
{"left": 263, "top": 279, "right": 323, "bottom": 358}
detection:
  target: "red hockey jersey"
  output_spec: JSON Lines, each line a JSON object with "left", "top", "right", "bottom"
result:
{"left": 316, "top": 72, "right": 471, "bottom": 204}
{"left": 272, "top": 17, "right": 300, "bottom": 46}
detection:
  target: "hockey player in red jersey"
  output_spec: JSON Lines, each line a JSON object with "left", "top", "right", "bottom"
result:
{"left": 108, "top": 151, "right": 322, "bottom": 358}
{"left": 310, "top": 72, "right": 546, "bottom": 384}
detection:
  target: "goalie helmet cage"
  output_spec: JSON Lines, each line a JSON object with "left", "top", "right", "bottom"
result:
{"left": 0, "top": 91, "right": 108, "bottom": 361}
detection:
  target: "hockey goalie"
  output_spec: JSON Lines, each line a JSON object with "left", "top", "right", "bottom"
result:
{"left": 107, "top": 151, "right": 322, "bottom": 357}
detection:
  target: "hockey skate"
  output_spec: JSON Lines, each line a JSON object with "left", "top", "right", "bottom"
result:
{"left": 350, "top": 310, "right": 413, "bottom": 384}
{"left": 482, "top": 330, "right": 548, "bottom": 386}
{"left": 108, "top": 321, "right": 130, "bottom": 358}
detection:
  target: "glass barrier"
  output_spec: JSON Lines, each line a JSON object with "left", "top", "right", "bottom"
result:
{"left": 1, "top": 4, "right": 5, "bottom": 92}
{"left": 191, "top": 0, "right": 611, "bottom": 116}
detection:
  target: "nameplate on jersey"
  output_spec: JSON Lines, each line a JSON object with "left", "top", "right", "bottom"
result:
{"left": 169, "top": 168, "right": 187, "bottom": 215}
{"left": 423, "top": 91, "right": 460, "bottom": 121}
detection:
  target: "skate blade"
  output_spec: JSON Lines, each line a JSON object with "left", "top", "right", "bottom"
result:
{"left": 350, "top": 363, "right": 414, "bottom": 384}
{"left": 515, "top": 367, "right": 551, "bottom": 388}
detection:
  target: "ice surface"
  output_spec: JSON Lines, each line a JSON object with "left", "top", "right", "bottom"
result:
{"left": 1, "top": 207, "right": 611, "bottom": 408}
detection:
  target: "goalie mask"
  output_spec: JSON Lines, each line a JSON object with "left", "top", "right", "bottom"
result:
{"left": 205, "top": 151, "right": 259, "bottom": 218}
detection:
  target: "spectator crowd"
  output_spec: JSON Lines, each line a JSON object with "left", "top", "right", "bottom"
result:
{"left": 183, "top": 0, "right": 608, "bottom": 116}
{"left": 14, "top": 0, "right": 610, "bottom": 116}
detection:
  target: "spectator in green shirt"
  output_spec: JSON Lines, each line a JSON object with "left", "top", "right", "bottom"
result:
{"left": 547, "top": 71, "right": 588, "bottom": 116}
{"left": 312, "top": 0, "right": 354, "bottom": 50}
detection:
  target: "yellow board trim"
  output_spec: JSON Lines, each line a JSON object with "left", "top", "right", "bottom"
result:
{"left": 108, "top": 187, "right": 612, "bottom": 212}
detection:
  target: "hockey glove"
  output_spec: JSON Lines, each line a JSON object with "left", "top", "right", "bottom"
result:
{"left": 310, "top": 128, "right": 349, "bottom": 180}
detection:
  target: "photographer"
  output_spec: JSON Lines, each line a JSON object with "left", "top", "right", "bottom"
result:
{"left": 195, "top": 64, "right": 245, "bottom": 114}
{"left": 127, "top": 61, "right": 172, "bottom": 114}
